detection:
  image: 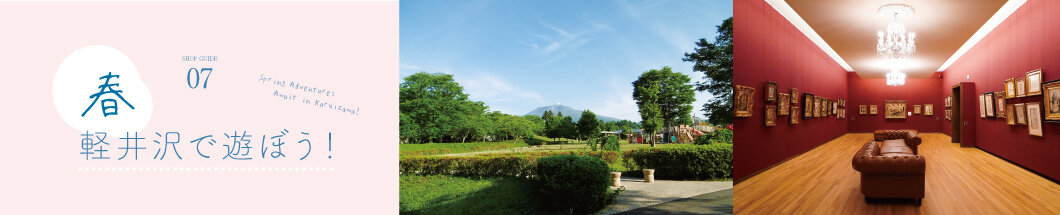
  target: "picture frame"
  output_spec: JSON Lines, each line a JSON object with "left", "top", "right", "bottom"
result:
{"left": 822, "top": 99, "right": 830, "bottom": 116}
{"left": 1007, "top": 104, "right": 1016, "bottom": 125}
{"left": 870, "top": 105, "right": 878, "bottom": 115}
{"left": 859, "top": 105, "right": 867, "bottom": 115}
{"left": 995, "top": 92, "right": 1006, "bottom": 118}
{"left": 913, "top": 105, "right": 922, "bottom": 114}
{"left": 778, "top": 93, "right": 790, "bottom": 116}
{"left": 1006, "top": 78, "right": 1016, "bottom": 99}
{"left": 985, "top": 92, "right": 995, "bottom": 117}
{"left": 832, "top": 100, "right": 838, "bottom": 115}
{"left": 790, "top": 107, "right": 800, "bottom": 125}
{"left": 1043, "top": 79, "right": 1060, "bottom": 121}
{"left": 1016, "top": 103, "right": 1027, "bottom": 125}
{"left": 1027, "top": 102, "right": 1043, "bottom": 136}
{"left": 1027, "top": 69, "right": 1043, "bottom": 96}
{"left": 765, "top": 82, "right": 778, "bottom": 102}
{"left": 839, "top": 108, "right": 846, "bottom": 119}
{"left": 765, "top": 105, "right": 776, "bottom": 127}
{"left": 979, "top": 94, "right": 987, "bottom": 118}
{"left": 925, "top": 104, "right": 934, "bottom": 116}
{"left": 803, "top": 93, "right": 814, "bottom": 119}
{"left": 1017, "top": 77, "right": 1027, "bottom": 97}
{"left": 946, "top": 109, "right": 951, "bottom": 121}
{"left": 814, "top": 96, "right": 823, "bottom": 117}
{"left": 734, "top": 85, "right": 755, "bottom": 118}
{"left": 884, "top": 100, "right": 907, "bottom": 119}
{"left": 945, "top": 95, "right": 952, "bottom": 107}
{"left": 791, "top": 88, "right": 800, "bottom": 104}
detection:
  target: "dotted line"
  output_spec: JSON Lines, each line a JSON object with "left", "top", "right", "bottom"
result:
{"left": 77, "top": 167, "right": 335, "bottom": 171}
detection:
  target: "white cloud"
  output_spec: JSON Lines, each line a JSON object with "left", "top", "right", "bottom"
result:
{"left": 457, "top": 73, "right": 544, "bottom": 104}
{"left": 590, "top": 79, "right": 640, "bottom": 121}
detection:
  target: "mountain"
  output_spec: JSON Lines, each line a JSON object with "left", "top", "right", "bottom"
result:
{"left": 524, "top": 104, "right": 626, "bottom": 122}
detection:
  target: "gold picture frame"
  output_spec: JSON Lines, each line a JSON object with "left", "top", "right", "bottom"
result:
{"left": 884, "top": 100, "right": 907, "bottom": 119}
{"left": 1005, "top": 78, "right": 1016, "bottom": 99}
{"left": 765, "top": 105, "right": 776, "bottom": 127}
{"left": 859, "top": 105, "right": 867, "bottom": 115}
{"left": 790, "top": 107, "right": 800, "bottom": 125}
{"left": 803, "top": 93, "right": 814, "bottom": 119}
{"left": 870, "top": 105, "right": 878, "bottom": 115}
{"left": 734, "top": 85, "right": 755, "bottom": 118}
{"left": 1043, "top": 80, "right": 1060, "bottom": 121}
{"left": 1027, "top": 102, "right": 1043, "bottom": 136}
{"left": 778, "top": 93, "right": 790, "bottom": 116}
{"left": 925, "top": 104, "right": 934, "bottom": 116}
{"left": 985, "top": 92, "right": 995, "bottom": 117}
{"left": 979, "top": 94, "right": 987, "bottom": 118}
{"left": 791, "top": 88, "right": 800, "bottom": 104}
{"left": 1007, "top": 104, "right": 1016, "bottom": 125}
{"left": 1017, "top": 77, "right": 1027, "bottom": 97}
{"left": 913, "top": 105, "right": 922, "bottom": 114}
{"left": 1016, "top": 103, "right": 1027, "bottom": 125}
{"left": 1027, "top": 69, "right": 1043, "bottom": 96}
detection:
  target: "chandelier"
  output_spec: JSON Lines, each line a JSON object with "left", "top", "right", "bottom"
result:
{"left": 877, "top": 3, "right": 915, "bottom": 86}
{"left": 877, "top": 4, "right": 915, "bottom": 62}
{"left": 887, "top": 68, "right": 906, "bottom": 86}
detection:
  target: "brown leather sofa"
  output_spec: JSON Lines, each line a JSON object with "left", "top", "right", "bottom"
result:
{"left": 852, "top": 129, "right": 925, "bottom": 206}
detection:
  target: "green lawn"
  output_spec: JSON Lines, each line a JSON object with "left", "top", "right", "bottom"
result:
{"left": 400, "top": 175, "right": 560, "bottom": 215}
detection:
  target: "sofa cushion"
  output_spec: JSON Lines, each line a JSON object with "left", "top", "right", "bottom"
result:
{"left": 880, "top": 139, "right": 907, "bottom": 148}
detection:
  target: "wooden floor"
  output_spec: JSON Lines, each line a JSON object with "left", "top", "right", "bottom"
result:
{"left": 733, "top": 133, "right": 1060, "bottom": 214}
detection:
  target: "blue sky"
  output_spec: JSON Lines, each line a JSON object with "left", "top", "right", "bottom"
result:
{"left": 400, "top": 0, "right": 733, "bottom": 121}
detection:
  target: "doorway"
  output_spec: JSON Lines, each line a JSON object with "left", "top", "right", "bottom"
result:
{"left": 951, "top": 84, "right": 962, "bottom": 144}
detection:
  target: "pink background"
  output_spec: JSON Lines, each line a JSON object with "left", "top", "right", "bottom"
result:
{"left": 0, "top": 2, "right": 398, "bottom": 214}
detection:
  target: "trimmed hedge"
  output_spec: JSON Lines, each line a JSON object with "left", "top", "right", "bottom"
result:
{"left": 537, "top": 155, "right": 614, "bottom": 214}
{"left": 622, "top": 144, "right": 733, "bottom": 180}
{"left": 399, "top": 151, "right": 622, "bottom": 178}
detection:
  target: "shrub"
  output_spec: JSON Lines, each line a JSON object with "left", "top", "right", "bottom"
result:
{"left": 709, "top": 129, "right": 733, "bottom": 144}
{"left": 478, "top": 151, "right": 622, "bottom": 165}
{"left": 601, "top": 136, "right": 621, "bottom": 151}
{"left": 400, "top": 155, "right": 538, "bottom": 177}
{"left": 536, "top": 155, "right": 616, "bottom": 214}
{"left": 524, "top": 134, "right": 545, "bottom": 145}
{"left": 693, "top": 133, "right": 712, "bottom": 145}
{"left": 623, "top": 144, "right": 733, "bottom": 180}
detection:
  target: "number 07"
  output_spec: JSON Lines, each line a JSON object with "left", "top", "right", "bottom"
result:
{"left": 187, "top": 68, "right": 214, "bottom": 89}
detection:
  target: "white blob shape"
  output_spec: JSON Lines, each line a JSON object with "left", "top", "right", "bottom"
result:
{"left": 53, "top": 45, "right": 153, "bottom": 134}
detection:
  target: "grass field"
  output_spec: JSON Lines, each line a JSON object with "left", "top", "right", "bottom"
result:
{"left": 399, "top": 140, "right": 530, "bottom": 156}
{"left": 400, "top": 175, "right": 560, "bottom": 215}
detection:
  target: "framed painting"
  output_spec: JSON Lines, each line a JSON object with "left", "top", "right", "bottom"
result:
{"left": 832, "top": 100, "right": 838, "bottom": 115}
{"left": 1007, "top": 104, "right": 1016, "bottom": 125}
{"left": 790, "top": 107, "right": 800, "bottom": 125}
{"left": 1006, "top": 78, "right": 1016, "bottom": 99}
{"left": 839, "top": 108, "right": 846, "bottom": 119}
{"left": 945, "top": 96, "right": 952, "bottom": 107}
{"left": 884, "top": 100, "right": 907, "bottom": 119}
{"left": 870, "top": 105, "right": 878, "bottom": 115}
{"left": 765, "top": 105, "right": 776, "bottom": 127}
{"left": 823, "top": 99, "right": 830, "bottom": 116}
{"left": 778, "top": 93, "right": 790, "bottom": 116}
{"left": 979, "top": 94, "right": 987, "bottom": 118}
{"left": 803, "top": 93, "right": 814, "bottom": 119}
{"left": 913, "top": 105, "right": 922, "bottom": 114}
{"left": 1043, "top": 79, "right": 1060, "bottom": 121}
{"left": 946, "top": 109, "right": 951, "bottom": 120}
{"left": 1027, "top": 69, "right": 1043, "bottom": 96}
{"left": 734, "top": 85, "right": 755, "bottom": 117}
{"left": 1016, "top": 103, "right": 1027, "bottom": 125}
{"left": 995, "top": 92, "right": 1006, "bottom": 118}
{"left": 791, "top": 88, "right": 800, "bottom": 104}
{"left": 925, "top": 104, "right": 934, "bottom": 116}
{"left": 859, "top": 105, "right": 867, "bottom": 115}
{"left": 765, "top": 82, "right": 778, "bottom": 102}
{"left": 814, "top": 96, "right": 822, "bottom": 117}
{"left": 1017, "top": 77, "right": 1027, "bottom": 97}
{"left": 1027, "top": 102, "right": 1043, "bottom": 136}
{"left": 985, "top": 92, "right": 995, "bottom": 117}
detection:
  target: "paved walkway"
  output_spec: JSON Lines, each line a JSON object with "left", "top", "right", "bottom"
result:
{"left": 598, "top": 176, "right": 733, "bottom": 215}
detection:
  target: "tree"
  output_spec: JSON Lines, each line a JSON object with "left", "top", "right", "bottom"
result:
{"left": 399, "top": 72, "right": 488, "bottom": 143}
{"left": 684, "top": 17, "right": 733, "bottom": 126}
{"left": 632, "top": 67, "right": 695, "bottom": 146}
{"left": 577, "top": 110, "right": 601, "bottom": 141}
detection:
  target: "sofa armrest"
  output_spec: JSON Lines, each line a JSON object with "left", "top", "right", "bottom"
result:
{"left": 852, "top": 155, "right": 926, "bottom": 175}
{"left": 903, "top": 132, "right": 922, "bottom": 154}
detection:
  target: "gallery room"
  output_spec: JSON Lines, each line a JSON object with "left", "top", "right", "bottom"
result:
{"left": 732, "top": 0, "right": 1060, "bottom": 214}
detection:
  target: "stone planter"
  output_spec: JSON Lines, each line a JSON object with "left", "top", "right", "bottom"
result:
{"left": 643, "top": 169, "right": 655, "bottom": 183}
{"left": 611, "top": 172, "right": 622, "bottom": 187}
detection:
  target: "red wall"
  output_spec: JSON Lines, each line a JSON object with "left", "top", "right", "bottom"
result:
{"left": 941, "top": 0, "right": 1060, "bottom": 181}
{"left": 846, "top": 73, "right": 944, "bottom": 132}
{"left": 733, "top": 0, "right": 848, "bottom": 181}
